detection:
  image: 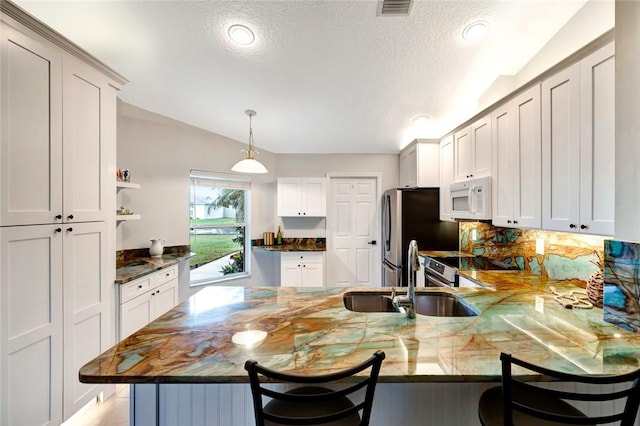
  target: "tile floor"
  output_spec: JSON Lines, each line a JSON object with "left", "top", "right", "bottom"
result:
{"left": 63, "top": 384, "right": 129, "bottom": 426}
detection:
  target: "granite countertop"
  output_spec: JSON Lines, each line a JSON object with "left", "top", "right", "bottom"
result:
{"left": 418, "top": 250, "right": 473, "bottom": 258}
{"left": 115, "top": 252, "right": 194, "bottom": 284}
{"left": 80, "top": 273, "right": 640, "bottom": 385}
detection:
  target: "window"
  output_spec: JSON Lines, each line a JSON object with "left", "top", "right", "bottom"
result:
{"left": 189, "top": 170, "right": 251, "bottom": 285}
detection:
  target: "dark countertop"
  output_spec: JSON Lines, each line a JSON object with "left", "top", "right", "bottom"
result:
{"left": 252, "top": 237, "right": 326, "bottom": 252}
{"left": 115, "top": 252, "right": 194, "bottom": 284}
{"left": 81, "top": 272, "right": 640, "bottom": 385}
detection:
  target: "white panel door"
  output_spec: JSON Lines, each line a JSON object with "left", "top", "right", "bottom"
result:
{"left": 439, "top": 135, "right": 454, "bottom": 222}
{"left": 491, "top": 103, "right": 514, "bottom": 227}
{"left": 328, "top": 177, "right": 378, "bottom": 287}
{"left": 470, "top": 115, "right": 492, "bottom": 178}
{"left": 514, "top": 84, "right": 542, "bottom": 229}
{"left": 152, "top": 279, "right": 178, "bottom": 321}
{"left": 63, "top": 57, "right": 109, "bottom": 223}
{"left": 120, "top": 292, "right": 153, "bottom": 340}
{"left": 580, "top": 43, "right": 615, "bottom": 236}
{"left": 0, "top": 25, "right": 63, "bottom": 226}
{"left": 1, "top": 225, "right": 63, "bottom": 426}
{"left": 277, "top": 178, "right": 302, "bottom": 217}
{"left": 62, "top": 221, "right": 110, "bottom": 419}
{"left": 453, "top": 126, "right": 471, "bottom": 182}
{"left": 542, "top": 62, "right": 581, "bottom": 232}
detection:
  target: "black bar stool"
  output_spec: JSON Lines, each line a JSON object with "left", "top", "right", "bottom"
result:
{"left": 245, "top": 350, "right": 385, "bottom": 426}
{"left": 478, "top": 352, "right": 640, "bottom": 425}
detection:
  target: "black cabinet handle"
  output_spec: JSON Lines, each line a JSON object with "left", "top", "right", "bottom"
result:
{"left": 55, "top": 228, "right": 62, "bottom": 233}
{"left": 513, "top": 220, "right": 518, "bottom": 224}
{"left": 569, "top": 224, "right": 576, "bottom": 229}
{"left": 55, "top": 214, "right": 62, "bottom": 220}
{"left": 580, "top": 224, "right": 588, "bottom": 230}
{"left": 66, "top": 227, "right": 73, "bottom": 232}
{"left": 67, "top": 214, "right": 74, "bottom": 220}
{"left": 507, "top": 220, "right": 512, "bottom": 224}
{"left": 138, "top": 285, "right": 143, "bottom": 289}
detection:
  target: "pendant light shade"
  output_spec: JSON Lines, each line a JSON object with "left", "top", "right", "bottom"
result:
{"left": 232, "top": 109, "right": 268, "bottom": 174}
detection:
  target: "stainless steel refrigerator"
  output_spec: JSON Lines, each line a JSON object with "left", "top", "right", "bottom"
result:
{"left": 382, "top": 187, "right": 459, "bottom": 287}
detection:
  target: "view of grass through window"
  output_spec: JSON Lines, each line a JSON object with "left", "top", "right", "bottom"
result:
{"left": 190, "top": 171, "right": 249, "bottom": 283}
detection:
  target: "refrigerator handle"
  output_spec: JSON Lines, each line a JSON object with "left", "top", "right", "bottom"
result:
{"left": 384, "top": 195, "right": 391, "bottom": 252}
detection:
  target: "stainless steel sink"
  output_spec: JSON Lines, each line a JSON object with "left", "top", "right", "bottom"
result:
{"left": 343, "top": 293, "right": 398, "bottom": 313}
{"left": 343, "top": 291, "right": 478, "bottom": 317}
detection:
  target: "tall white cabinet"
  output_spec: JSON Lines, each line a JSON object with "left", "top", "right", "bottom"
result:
{"left": 542, "top": 43, "right": 615, "bottom": 236}
{"left": 492, "top": 84, "right": 542, "bottom": 229}
{"left": 0, "top": 4, "right": 126, "bottom": 425}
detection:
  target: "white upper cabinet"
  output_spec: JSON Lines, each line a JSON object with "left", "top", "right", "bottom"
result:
{"left": 0, "top": 25, "right": 113, "bottom": 226}
{"left": 439, "top": 134, "right": 455, "bottom": 221}
{"left": 399, "top": 139, "right": 440, "bottom": 188}
{"left": 492, "top": 84, "right": 542, "bottom": 229}
{"left": 62, "top": 57, "right": 112, "bottom": 223}
{"left": 277, "top": 177, "right": 327, "bottom": 217}
{"left": 454, "top": 114, "right": 491, "bottom": 182}
{"left": 542, "top": 43, "right": 614, "bottom": 236}
{"left": 0, "top": 25, "right": 63, "bottom": 226}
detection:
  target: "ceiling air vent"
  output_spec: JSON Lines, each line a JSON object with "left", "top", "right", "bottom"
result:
{"left": 377, "top": 0, "right": 414, "bottom": 16}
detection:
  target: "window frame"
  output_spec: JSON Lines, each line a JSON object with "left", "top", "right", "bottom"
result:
{"left": 189, "top": 170, "right": 251, "bottom": 286}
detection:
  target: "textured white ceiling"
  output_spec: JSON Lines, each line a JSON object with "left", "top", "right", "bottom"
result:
{"left": 14, "top": 0, "right": 590, "bottom": 154}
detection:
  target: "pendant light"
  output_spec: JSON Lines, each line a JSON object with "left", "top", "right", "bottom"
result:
{"left": 232, "top": 109, "right": 268, "bottom": 174}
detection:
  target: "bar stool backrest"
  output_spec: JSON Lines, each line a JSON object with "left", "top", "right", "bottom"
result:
{"left": 501, "top": 352, "right": 640, "bottom": 425}
{"left": 245, "top": 350, "right": 385, "bottom": 426}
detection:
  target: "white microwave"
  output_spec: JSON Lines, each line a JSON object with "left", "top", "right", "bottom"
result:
{"left": 449, "top": 176, "right": 492, "bottom": 220}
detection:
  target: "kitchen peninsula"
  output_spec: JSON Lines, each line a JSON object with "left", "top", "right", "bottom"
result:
{"left": 80, "top": 274, "right": 640, "bottom": 426}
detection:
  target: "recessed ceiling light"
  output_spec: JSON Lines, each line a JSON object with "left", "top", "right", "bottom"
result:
{"left": 462, "top": 20, "right": 490, "bottom": 41}
{"left": 412, "top": 115, "right": 431, "bottom": 125}
{"left": 228, "top": 24, "right": 255, "bottom": 45}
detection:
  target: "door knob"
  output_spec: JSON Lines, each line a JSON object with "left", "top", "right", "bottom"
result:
{"left": 367, "top": 240, "right": 377, "bottom": 245}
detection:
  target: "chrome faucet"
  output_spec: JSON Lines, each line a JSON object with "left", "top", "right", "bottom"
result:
{"left": 393, "top": 240, "right": 419, "bottom": 319}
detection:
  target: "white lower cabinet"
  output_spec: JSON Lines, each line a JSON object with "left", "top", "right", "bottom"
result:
{"left": 0, "top": 222, "right": 112, "bottom": 425}
{"left": 280, "top": 252, "right": 325, "bottom": 287}
{"left": 119, "top": 265, "right": 178, "bottom": 340}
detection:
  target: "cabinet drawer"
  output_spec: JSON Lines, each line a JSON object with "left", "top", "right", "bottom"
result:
{"left": 154, "top": 265, "right": 178, "bottom": 286}
{"left": 120, "top": 276, "right": 152, "bottom": 304}
{"left": 281, "top": 252, "right": 324, "bottom": 262}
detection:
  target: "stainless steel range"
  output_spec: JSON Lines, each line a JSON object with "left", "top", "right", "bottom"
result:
{"left": 424, "top": 256, "right": 519, "bottom": 287}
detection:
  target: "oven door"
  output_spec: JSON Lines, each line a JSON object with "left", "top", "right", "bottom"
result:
{"left": 424, "top": 269, "right": 453, "bottom": 288}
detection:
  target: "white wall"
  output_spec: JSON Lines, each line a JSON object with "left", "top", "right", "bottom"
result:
{"left": 614, "top": 0, "right": 640, "bottom": 242}
{"left": 480, "top": 0, "right": 614, "bottom": 109}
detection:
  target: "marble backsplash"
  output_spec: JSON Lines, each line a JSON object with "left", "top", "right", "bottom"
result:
{"left": 459, "top": 222, "right": 606, "bottom": 282}
{"left": 604, "top": 240, "right": 640, "bottom": 332}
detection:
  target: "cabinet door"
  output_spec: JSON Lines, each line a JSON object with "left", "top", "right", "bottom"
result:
{"left": 302, "top": 178, "right": 327, "bottom": 216}
{"left": 453, "top": 126, "right": 471, "bottom": 182}
{"left": 542, "top": 62, "right": 581, "bottom": 232}
{"left": 579, "top": 43, "right": 615, "bottom": 236}
{"left": 301, "top": 262, "right": 324, "bottom": 287}
{"left": 277, "top": 178, "right": 302, "bottom": 216}
{"left": 491, "top": 103, "right": 515, "bottom": 227}
{"left": 0, "top": 25, "right": 63, "bottom": 226}
{"left": 62, "top": 57, "right": 111, "bottom": 223}
{"left": 439, "top": 135, "right": 454, "bottom": 221}
{"left": 400, "top": 144, "right": 417, "bottom": 188}
{"left": 513, "top": 84, "right": 542, "bottom": 229}
{"left": 120, "top": 292, "right": 153, "bottom": 340}
{"left": 152, "top": 279, "right": 178, "bottom": 321}
{"left": 62, "top": 221, "right": 111, "bottom": 419}
{"left": 281, "top": 261, "right": 302, "bottom": 287}
{"left": 470, "top": 115, "right": 492, "bottom": 178}
{"left": 1, "top": 225, "right": 63, "bottom": 426}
